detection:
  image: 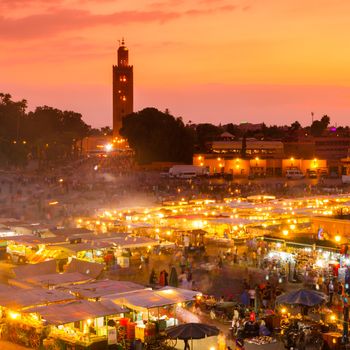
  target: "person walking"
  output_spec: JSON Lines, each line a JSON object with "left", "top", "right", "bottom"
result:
{"left": 183, "top": 339, "right": 190, "bottom": 350}
{"left": 248, "top": 288, "right": 256, "bottom": 308}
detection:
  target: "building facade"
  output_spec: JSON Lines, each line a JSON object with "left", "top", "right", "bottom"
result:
{"left": 284, "top": 136, "right": 350, "bottom": 175}
{"left": 193, "top": 137, "right": 331, "bottom": 177}
{"left": 210, "top": 140, "right": 284, "bottom": 158}
{"left": 112, "top": 40, "right": 133, "bottom": 137}
{"left": 193, "top": 154, "right": 328, "bottom": 178}
{"left": 314, "top": 137, "right": 350, "bottom": 160}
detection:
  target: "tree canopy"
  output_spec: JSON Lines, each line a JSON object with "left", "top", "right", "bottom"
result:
{"left": 195, "top": 123, "right": 223, "bottom": 152}
{"left": 309, "top": 115, "right": 331, "bottom": 137}
{"left": 0, "top": 93, "right": 91, "bottom": 166}
{"left": 120, "top": 108, "right": 194, "bottom": 164}
{"left": 1, "top": 91, "right": 345, "bottom": 167}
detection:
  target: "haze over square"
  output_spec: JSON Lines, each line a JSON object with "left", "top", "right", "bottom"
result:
{"left": 2, "top": 0, "right": 350, "bottom": 127}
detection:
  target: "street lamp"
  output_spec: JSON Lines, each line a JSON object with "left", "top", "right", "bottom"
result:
{"left": 105, "top": 143, "right": 113, "bottom": 152}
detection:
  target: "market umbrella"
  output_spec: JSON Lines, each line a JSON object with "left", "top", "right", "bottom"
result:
{"left": 276, "top": 289, "right": 327, "bottom": 307}
{"left": 166, "top": 323, "right": 219, "bottom": 350}
{"left": 169, "top": 266, "right": 179, "bottom": 287}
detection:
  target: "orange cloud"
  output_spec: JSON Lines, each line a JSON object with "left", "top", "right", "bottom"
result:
{"left": 0, "top": 9, "right": 178, "bottom": 39}
{"left": 0, "top": 4, "right": 239, "bottom": 40}
{"left": 2, "top": 0, "right": 350, "bottom": 128}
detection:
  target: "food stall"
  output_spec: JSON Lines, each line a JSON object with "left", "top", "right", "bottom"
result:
{"left": 205, "top": 217, "right": 253, "bottom": 245}
{"left": 14, "top": 233, "right": 160, "bottom": 270}
{"left": 101, "top": 287, "right": 200, "bottom": 345}
{"left": 0, "top": 284, "right": 75, "bottom": 349}
{"left": 260, "top": 235, "right": 341, "bottom": 285}
{"left": 99, "top": 234, "right": 159, "bottom": 268}
{"left": 172, "top": 229, "right": 206, "bottom": 252}
{"left": 4, "top": 235, "right": 66, "bottom": 264}
{"left": 40, "top": 242, "right": 111, "bottom": 265}
{"left": 275, "top": 289, "right": 346, "bottom": 350}
{"left": 24, "top": 300, "right": 128, "bottom": 350}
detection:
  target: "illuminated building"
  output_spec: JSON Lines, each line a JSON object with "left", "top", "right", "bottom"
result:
{"left": 193, "top": 155, "right": 328, "bottom": 178}
{"left": 284, "top": 136, "right": 350, "bottom": 174}
{"left": 210, "top": 140, "right": 284, "bottom": 158}
{"left": 112, "top": 39, "right": 133, "bottom": 136}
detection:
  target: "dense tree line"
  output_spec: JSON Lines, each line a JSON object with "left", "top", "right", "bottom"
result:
{"left": 120, "top": 108, "right": 194, "bottom": 164}
{"left": 2, "top": 92, "right": 349, "bottom": 167}
{"left": 120, "top": 108, "right": 350, "bottom": 164}
{"left": 0, "top": 93, "right": 92, "bottom": 166}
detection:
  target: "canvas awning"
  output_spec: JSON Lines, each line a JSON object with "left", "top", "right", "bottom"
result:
{"left": 101, "top": 235, "right": 158, "bottom": 249}
{"left": 5, "top": 235, "right": 65, "bottom": 246}
{"left": 25, "top": 300, "right": 127, "bottom": 325}
{"left": 65, "top": 258, "right": 104, "bottom": 279}
{"left": 25, "top": 272, "right": 92, "bottom": 287}
{"left": 51, "top": 228, "right": 93, "bottom": 237}
{"left": 59, "top": 279, "right": 146, "bottom": 299}
{"left": 47, "top": 241, "right": 110, "bottom": 254}
{"left": 13, "top": 260, "right": 57, "bottom": 279}
{"left": 0, "top": 285, "right": 75, "bottom": 310}
{"left": 103, "top": 287, "right": 200, "bottom": 312}
{"left": 13, "top": 259, "right": 104, "bottom": 288}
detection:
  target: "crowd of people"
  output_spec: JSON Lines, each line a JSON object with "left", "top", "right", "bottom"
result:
{"left": 1, "top": 155, "right": 349, "bottom": 350}
{"left": 0, "top": 152, "right": 346, "bottom": 225}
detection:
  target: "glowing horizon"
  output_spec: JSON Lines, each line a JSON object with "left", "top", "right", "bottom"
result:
{"left": 2, "top": 0, "right": 350, "bottom": 127}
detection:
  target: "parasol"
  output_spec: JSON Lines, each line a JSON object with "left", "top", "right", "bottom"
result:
{"left": 276, "top": 289, "right": 327, "bottom": 307}
{"left": 166, "top": 323, "right": 219, "bottom": 349}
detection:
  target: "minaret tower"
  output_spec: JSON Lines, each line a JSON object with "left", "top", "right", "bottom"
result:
{"left": 112, "top": 39, "right": 133, "bottom": 136}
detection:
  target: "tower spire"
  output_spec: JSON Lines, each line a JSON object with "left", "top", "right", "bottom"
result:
{"left": 113, "top": 40, "right": 133, "bottom": 136}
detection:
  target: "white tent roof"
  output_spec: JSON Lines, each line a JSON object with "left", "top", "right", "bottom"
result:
{"left": 102, "top": 287, "right": 199, "bottom": 312}
{"left": 25, "top": 300, "right": 127, "bottom": 325}
{"left": 0, "top": 285, "right": 75, "bottom": 309}
{"left": 59, "top": 279, "right": 146, "bottom": 299}
{"left": 101, "top": 235, "right": 158, "bottom": 249}
{"left": 208, "top": 217, "right": 252, "bottom": 225}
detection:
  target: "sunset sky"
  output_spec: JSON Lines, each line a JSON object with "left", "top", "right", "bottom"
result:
{"left": 2, "top": 0, "right": 350, "bottom": 127}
